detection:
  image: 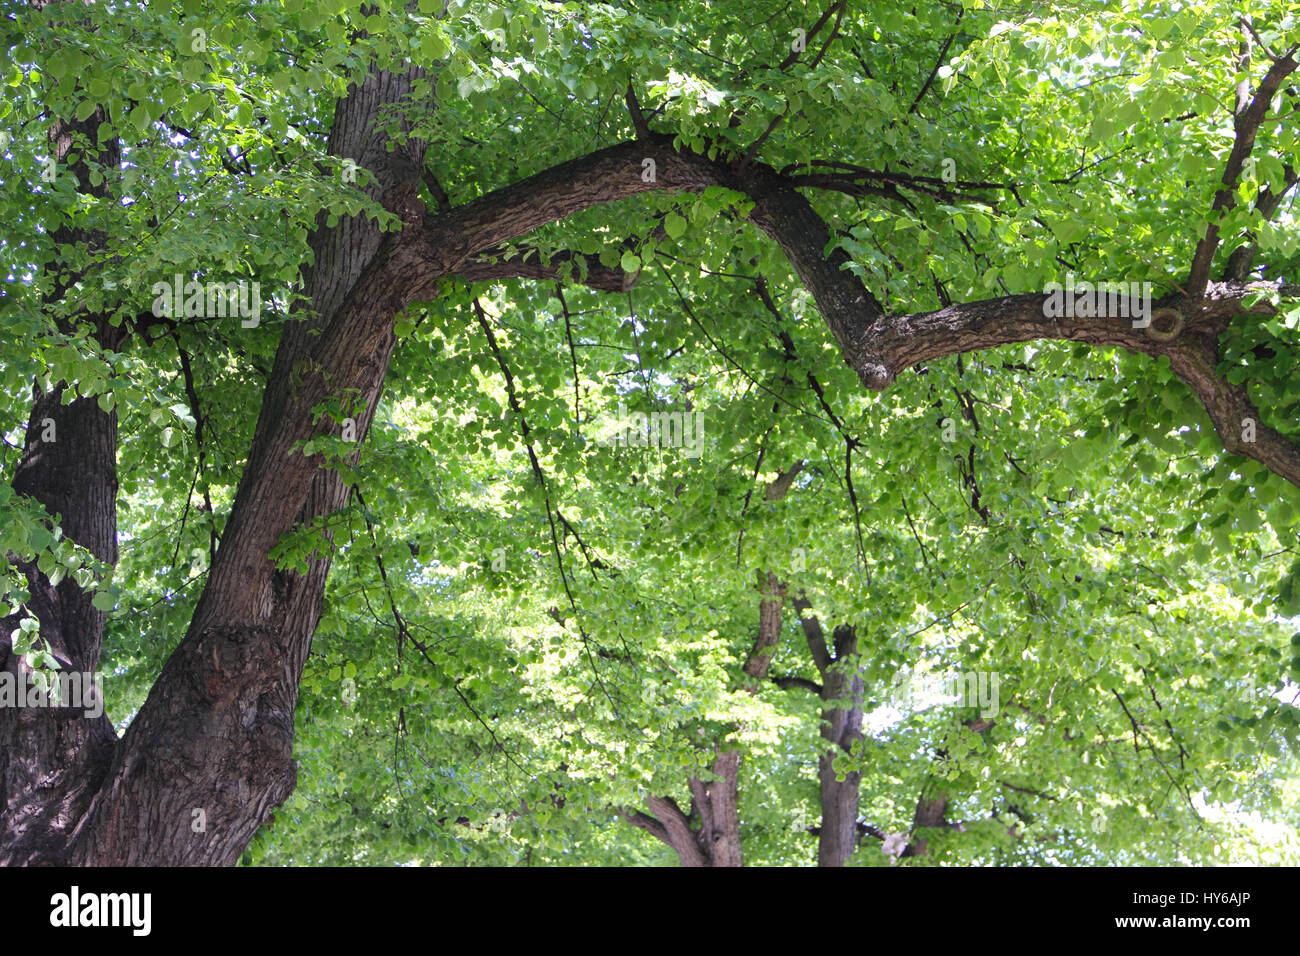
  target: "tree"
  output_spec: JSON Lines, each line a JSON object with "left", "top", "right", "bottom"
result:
{"left": 1, "top": 0, "right": 1297, "bottom": 866}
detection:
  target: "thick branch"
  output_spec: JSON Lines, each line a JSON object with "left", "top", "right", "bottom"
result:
{"left": 1186, "top": 50, "right": 1298, "bottom": 297}
{"left": 622, "top": 809, "right": 670, "bottom": 846}
{"left": 395, "top": 133, "right": 1300, "bottom": 496}
{"left": 1164, "top": 338, "right": 1300, "bottom": 487}
{"left": 639, "top": 795, "right": 709, "bottom": 867}
{"left": 415, "top": 133, "right": 725, "bottom": 274}
{"left": 744, "top": 572, "right": 787, "bottom": 679}
{"left": 772, "top": 675, "right": 823, "bottom": 694}
{"left": 791, "top": 594, "right": 833, "bottom": 674}
{"left": 857, "top": 282, "right": 1300, "bottom": 487}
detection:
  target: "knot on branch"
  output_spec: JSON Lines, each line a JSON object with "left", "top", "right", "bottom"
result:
{"left": 856, "top": 361, "right": 893, "bottom": 391}
{"left": 1144, "top": 307, "right": 1185, "bottom": 342}
{"left": 194, "top": 624, "right": 286, "bottom": 707}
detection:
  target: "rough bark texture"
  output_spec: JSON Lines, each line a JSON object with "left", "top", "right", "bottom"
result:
{"left": 66, "top": 66, "right": 428, "bottom": 866}
{"left": 792, "top": 597, "right": 865, "bottom": 867}
{"left": 816, "top": 651, "right": 864, "bottom": 867}
{"left": 0, "top": 384, "right": 122, "bottom": 866}
{"left": 0, "top": 102, "right": 124, "bottom": 866}
{"left": 626, "top": 752, "right": 744, "bottom": 868}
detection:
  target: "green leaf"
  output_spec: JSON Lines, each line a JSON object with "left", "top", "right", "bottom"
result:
{"left": 419, "top": 33, "right": 448, "bottom": 61}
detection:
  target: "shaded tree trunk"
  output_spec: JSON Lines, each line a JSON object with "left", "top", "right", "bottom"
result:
{"left": 815, "top": 642, "right": 865, "bottom": 867}
{"left": 0, "top": 100, "right": 124, "bottom": 866}
{"left": 791, "top": 597, "right": 865, "bottom": 867}
{"left": 65, "top": 66, "right": 428, "bottom": 866}
{"left": 2, "top": 51, "right": 431, "bottom": 864}
{"left": 900, "top": 790, "right": 949, "bottom": 860}
{"left": 628, "top": 751, "right": 744, "bottom": 867}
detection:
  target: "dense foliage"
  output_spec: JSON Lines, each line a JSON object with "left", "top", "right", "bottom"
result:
{"left": 1, "top": 0, "right": 1298, "bottom": 865}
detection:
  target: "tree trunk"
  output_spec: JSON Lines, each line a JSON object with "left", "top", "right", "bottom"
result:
{"left": 630, "top": 751, "right": 744, "bottom": 867}
{"left": 900, "top": 792, "right": 949, "bottom": 859}
{"left": 64, "top": 66, "right": 427, "bottom": 865}
{"left": 0, "top": 100, "right": 124, "bottom": 866}
{"left": 816, "top": 654, "right": 864, "bottom": 866}
{"left": 814, "top": 627, "right": 864, "bottom": 867}
{"left": 791, "top": 597, "right": 865, "bottom": 866}
{"left": 0, "top": 386, "right": 122, "bottom": 866}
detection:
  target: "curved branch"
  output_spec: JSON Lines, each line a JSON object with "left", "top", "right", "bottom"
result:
{"left": 414, "top": 134, "right": 726, "bottom": 274}
{"left": 772, "top": 675, "right": 823, "bottom": 694}
{"left": 1186, "top": 49, "right": 1298, "bottom": 297}
{"left": 856, "top": 282, "right": 1300, "bottom": 487}
{"left": 639, "top": 796, "right": 709, "bottom": 867}
{"left": 402, "top": 132, "right": 1300, "bottom": 495}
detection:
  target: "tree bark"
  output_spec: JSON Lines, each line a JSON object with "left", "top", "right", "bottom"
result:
{"left": 626, "top": 751, "right": 744, "bottom": 867}
{"left": 816, "top": 641, "right": 864, "bottom": 867}
{"left": 64, "top": 65, "right": 428, "bottom": 865}
{"left": 900, "top": 791, "right": 949, "bottom": 860}
{"left": 792, "top": 598, "right": 865, "bottom": 867}
{"left": 0, "top": 99, "right": 124, "bottom": 866}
